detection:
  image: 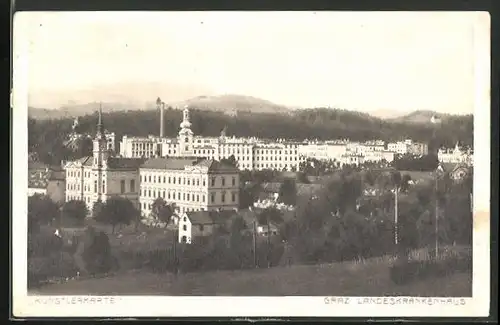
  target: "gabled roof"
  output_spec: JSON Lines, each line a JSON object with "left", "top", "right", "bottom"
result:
{"left": 195, "top": 160, "right": 239, "bottom": 173}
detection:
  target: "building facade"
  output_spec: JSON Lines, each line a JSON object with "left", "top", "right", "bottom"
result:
{"left": 438, "top": 143, "right": 473, "bottom": 165}
{"left": 118, "top": 105, "right": 432, "bottom": 170}
{"left": 64, "top": 107, "right": 143, "bottom": 212}
{"left": 139, "top": 157, "right": 240, "bottom": 217}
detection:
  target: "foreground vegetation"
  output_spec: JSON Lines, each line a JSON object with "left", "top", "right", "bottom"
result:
{"left": 32, "top": 247, "right": 472, "bottom": 296}
{"left": 28, "top": 164, "right": 473, "bottom": 295}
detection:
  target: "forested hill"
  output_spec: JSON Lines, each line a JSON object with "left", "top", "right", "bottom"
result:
{"left": 28, "top": 108, "right": 473, "bottom": 166}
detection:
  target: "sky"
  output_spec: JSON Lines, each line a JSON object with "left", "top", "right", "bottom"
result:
{"left": 15, "top": 11, "right": 481, "bottom": 114}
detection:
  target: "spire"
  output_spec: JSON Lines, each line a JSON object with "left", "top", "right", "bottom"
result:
{"left": 96, "top": 102, "right": 105, "bottom": 139}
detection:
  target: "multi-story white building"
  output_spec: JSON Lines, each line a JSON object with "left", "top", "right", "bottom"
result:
{"left": 387, "top": 139, "right": 428, "bottom": 156}
{"left": 64, "top": 108, "right": 144, "bottom": 212}
{"left": 118, "top": 104, "right": 431, "bottom": 170}
{"left": 120, "top": 106, "right": 304, "bottom": 171}
{"left": 139, "top": 156, "right": 240, "bottom": 217}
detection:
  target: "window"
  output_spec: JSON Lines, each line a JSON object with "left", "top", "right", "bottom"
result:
{"left": 221, "top": 177, "right": 225, "bottom": 186}
{"left": 183, "top": 193, "right": 186, "bottom": 200}
{"left": 221, "top": 192, "right": 226, "bottom": 203}
{"left": 168, "top": 177, "right": 171, "bottom": 183}
{"left": 120, "top": 180, "right": 125, "bottom": 193}
{"left": 199, "top": 225, "right": 204, "bottom": 232}
{"left": 102, "top": 180, "right": 106, "bottom": 193}
{"left": 211, "top": 177, "right": 216, "bottom": 187}
{"left": 148, "top": 175, "right": 151, "bottom": 183}
{"left": 168, "top": 192, "right": 171, "bottom": 199}
{"left": 163, "top": 191, "right": 166, "bottom": 198}
{"left": 187, "top": 179, "right": 190, "bottom": 186}
{"left": 181, "top": 236, "right": 187, "bottom": 243}
{"left": 232, "top": 177, "right": 236, "bottom": 186}
{"left": 211, "top": 193, "right": 215, "bottom": 203}
{"left": 232, "top": 192, "right": 236, "bottom": 202}
{"left": 177, "top": 192, "right": 181, "bottom": 200}
{"left": 163, "top": 176, "right": 166, "bottom": 183}
{"left": 94, "top": 180, "right": 98, "bottom": 193}
{"left": 130, "top": 179, "right": 135, "bottom": 192}
{"left": 183, "top": 225, "right": 187, "bottom": 231}
{"left": 187, "top": 193, "right": 190, "bottom": 201}
{"left": 203, "top": 179, "right": 206, "bottom": 186}
{"left": 148, "top": 189, "right": 151, "bottom": 197}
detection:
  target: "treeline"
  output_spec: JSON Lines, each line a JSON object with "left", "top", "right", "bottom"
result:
{"left": 28, "top": 108, "right": 473, "bottom": 166}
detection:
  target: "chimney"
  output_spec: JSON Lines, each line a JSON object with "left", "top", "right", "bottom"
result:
{"left": 160, "top": 102, "right": 165, "bottom": 138}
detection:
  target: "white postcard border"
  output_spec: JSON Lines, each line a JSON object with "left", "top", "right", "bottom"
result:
{"left": 12, "top": 11, "right": 491, "bottom": 318}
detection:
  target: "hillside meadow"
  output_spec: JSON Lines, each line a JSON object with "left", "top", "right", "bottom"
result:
{"left": 31, "top": 249, "right": 472, "bottom": 296}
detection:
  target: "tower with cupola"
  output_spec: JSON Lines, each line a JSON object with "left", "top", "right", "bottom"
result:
{"left": 178, "top": 105, "right": 194, "bottom": 156}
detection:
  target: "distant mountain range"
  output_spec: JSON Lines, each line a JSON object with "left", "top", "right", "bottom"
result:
{"left": 27, "top": 94, "right": 470, "bottom": 123}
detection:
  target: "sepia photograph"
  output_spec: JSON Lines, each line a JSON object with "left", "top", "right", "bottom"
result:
{"left": 12, "top": 11, "right": 490, "bottom": 317}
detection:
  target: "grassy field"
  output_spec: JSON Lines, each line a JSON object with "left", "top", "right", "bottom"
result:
{"left": 31, "top": 255, "right": 472, "bottom": 297}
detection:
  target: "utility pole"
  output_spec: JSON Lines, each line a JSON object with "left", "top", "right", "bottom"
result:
{"left": 394, "top": 186, "right": 399, "bottom": 246}
{"left": 267, "top": 214, "right": 271, "bottom": 268}
{"left": 253, "top": 221, "right": 257, "bottom": 268}
{"left": 435, "top": 169, "right": 440, "bottom": 259}
{"left": 173, "top": 223, "right": 178, "bottom": 275}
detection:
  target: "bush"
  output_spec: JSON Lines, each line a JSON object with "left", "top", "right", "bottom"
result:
{"left": 28, "top": 252, "right": 79, "bottom": 288}
{"left": 28, "top": 231, "right": 63, "bottom": 258}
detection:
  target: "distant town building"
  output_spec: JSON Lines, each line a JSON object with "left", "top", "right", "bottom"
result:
{"left": 28, "top": 161, "right": 66, "bottom": 203}
{"left": 387, "top": 139, "right": 428, "bottom": 156}
{"left": 139, "top": 156, "right": 240, "bottom": 217}
{"left": 63, "top": 106, "right": 144, "bottom": 212}
{"left": 438, "top": 143, "right": 473, "bottom": 165}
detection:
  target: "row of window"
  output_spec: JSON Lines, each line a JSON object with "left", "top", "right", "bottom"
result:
{"left": 141, "top": 175, "right": 236, "bottom": 187}
{"left": 140, "top": 190, "right": 238, "bottom": 204}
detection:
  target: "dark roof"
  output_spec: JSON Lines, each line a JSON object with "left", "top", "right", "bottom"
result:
{"left": 76, "top": 156, "right": 93, "bottom": 166}
{"left": 195, "top": 160, "right": 239, "bottom": 173}
{"left": 107, "top": 157, "right": 145, "bottom": 170}
{"left": 141, "top": 157, "right": 199, "bottom": 170}
{"left": 141, "top": 157, "right": 238, "bottom": 173}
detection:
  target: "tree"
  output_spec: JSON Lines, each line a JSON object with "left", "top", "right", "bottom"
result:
{"left": 28, "top": 194, "right": 59, "bottom": 232}
{"left": 151, "top": 197, "right": 174, "bottom": 226}
{"left": 61, "top": 200, "right": 88, "bottom": 225}
{"left": 92, "top": 200, "right": 104, "bottom": 219}
{"left": 94, "top": 197, "right": 138, "bottom": 234}
{"left": 257, "top": 207, "right": 284, "bottom": 226}
{"left": 221, "top": 154, "right": 238, "bottom": 168}
{"left": 278, "top": 178, "right": 297, "bottom": 206}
